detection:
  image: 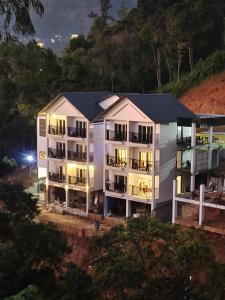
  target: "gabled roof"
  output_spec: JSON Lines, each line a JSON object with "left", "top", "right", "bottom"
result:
{"left": 101, "top": 93, "right": 195, "bottom": 123}
{"left": 39, "top": 91, "right": 111, "bottom": 121}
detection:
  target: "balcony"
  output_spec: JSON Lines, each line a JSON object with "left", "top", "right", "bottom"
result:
{"left": 105, "top": 181, "right": 127, "bottom": 194}
{"left": 48, "top": 148, "right": 66, "bottom": 159}
{"left": 49, "top": 172, "right": 65, "bottom": 183}
{"left": 128, "top": 185, "right": 152, "bottom": 199}
{"left": 130, "top": 159, "right": 152, "bottom": 172}
{"left": 48, "top": 125, "right": 65, "bottom": 136}
{"left": 106, "top": 155, "right": 127, "bottom": 168}
{"left": 106, "top": 130, "right": 127, "bottom": 142}
{"left": 177, "top": 136, "right": 209, "bottom": 147}
{"left": 129, "top": 132, "right": 153, "bottom": 144}
{"left": 68, "top": 151, "right": 94, "bottom": 162}
{"left": 68, "top": 127, "right": 86, "bottom": 138}
{"left": 69, "top": 176, "right": 86, "bottom": 187}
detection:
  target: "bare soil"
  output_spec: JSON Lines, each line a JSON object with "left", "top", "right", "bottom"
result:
{"left": 180, "top": 71, "right": 225, "bottom": 114}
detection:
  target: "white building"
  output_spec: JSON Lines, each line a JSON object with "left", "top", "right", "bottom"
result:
{"left": 37, "top": 92, "right": 113, "bottom": 216}
{"left": 100, "top": 94, "right": 194, "bottom": 218}
{"left": 38, "top": 92, "right": 223, "bottom": 219}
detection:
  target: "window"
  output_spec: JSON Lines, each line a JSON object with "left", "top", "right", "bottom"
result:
{"left": 39, "top": 119, "right": 46, "bottom": 137}
{"left": 56, "top": 119, "right": 65, "bottom": 135}
{"left": 39, "top": 151, "right": 47, "bottom": 160}
{"left": 138, "top": 125, "right": 153, "bottom": 143}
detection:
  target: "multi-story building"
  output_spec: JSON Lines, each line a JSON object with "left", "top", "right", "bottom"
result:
{"left": 37, "top": 91, "right": 114, "bottom": 216}
{"left": 39, "top": 92, "right": 223, "bottom": 219}
{"left": 100, "top": 94, "right": 194, "bottom": 217}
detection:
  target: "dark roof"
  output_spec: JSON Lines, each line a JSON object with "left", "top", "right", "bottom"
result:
{"left": 103, "top": 93, "right": 195, "bottom": 123}
{"left": 62, "top": 91, "right": 110, "bottom": 121}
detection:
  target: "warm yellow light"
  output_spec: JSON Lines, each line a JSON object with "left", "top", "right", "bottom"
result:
{"left": 68, "top": 163, "right": 77, "bottom": 169}
{"left": 51, "top": 114, "right": 57, "bottom": 119}
{"left": 65, "top": 185, "right": 68, "bottom": 190}
{"left": 71, "top": 33, "right": 79, "bottom": 39}
{"left": 37, "top": 42, "right": 45, "bottom": 48}
{"left": 86, "top": 185, "right": 89, "bottom": 192}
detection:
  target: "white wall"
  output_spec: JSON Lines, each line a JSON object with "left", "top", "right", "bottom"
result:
{"left": 158, "top": 122, "right": 177, "bottom": 203}
{"left": 93, "top": 122, "right": 104, "bottom": 190}
{"left": 37, "top": 116, "right": 48, "bottom": 171}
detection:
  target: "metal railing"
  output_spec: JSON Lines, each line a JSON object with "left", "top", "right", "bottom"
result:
{"left": 68, "top": 176, "right": 86, "bottom": 186}
{"left": 106, "top": 130, "right": 127, "bottom": 142}
{"left": 48, "top": 172, "right": 66, "bottom": 183}
{"left": 68, "top": 151, "right": 94, "bottom": 162}
{"left": 68, "top": 127, "right": 86, "bottom": 138}
{"left": 48, "top": 125, "right": 65, "bottom": 135}
{"left": 177, "top": 136, "right": 209, "bottom": 147}
{"left": 48, "top": 148, "right": 66, "bottom": 159}
{"left": 129, "top": 132, "right": 153, "bottom": 144}
{"left": 130, "top": 158, "right": 152, "bottom": 172}
{"left": 128, "top": 186, "right": 159, "bottom": 199}
{"left": 106, "top": 155, "right": 127, "bottom": 168}
{"left": 105, "top": 181, "right": 127, "bottom": 194}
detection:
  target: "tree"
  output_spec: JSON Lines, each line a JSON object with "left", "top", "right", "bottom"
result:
{"left": 0, "top": 182, "right": 70, "bottom": 299}
{"left": 0, "top": 0, "right": 44, "bottom": 36}
{"left": 90, "top": 217, "right": 217, "bottom": 300}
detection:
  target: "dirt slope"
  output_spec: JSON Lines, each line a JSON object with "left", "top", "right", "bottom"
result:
{"left": 180, "top": 72, "right": 225, "bottom": 115}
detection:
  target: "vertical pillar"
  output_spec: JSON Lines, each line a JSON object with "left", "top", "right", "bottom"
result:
{"left": 208, "top": 126, "right": 213, "bottom": 170}
{"left": 199, "top": 184, "right": 205, "bottom": 226}
{"left": 104, "top": 196, "right": 108, "bottom": 217}
{"left": 65, "top": 187, "right": 69, "bottom": 211}
{"left": 172, "top": 180, "right": 177, "bottom": 224}
{"left": 190, "top": 122, "right": 196, "bottom": 192}
{"left": 126, "top": 199, "right": 131, "bottom": 218}
{"left": 86, "top": 121, "right": 90, "bottom": 215}
{"left": 151, "top": 123, "right": 156, "bottom": 213}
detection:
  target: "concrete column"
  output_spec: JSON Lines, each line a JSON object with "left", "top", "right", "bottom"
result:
{"left": 86, "top": 121, "right": 90, "bottom": 214}
{"left": 208, "top": 126, "right": 213, "bottom": 170}
{"left": 190, "top": 122, "right": 196, "bottom": 192}
{"left": 151, "top": 123, "right": 156, "bottom": 212}
{"left": 199, "top": 184, "right": 205, "bottom": 226}
{"left": 172, "top": 180, "right": 177, "bottom": 224}
{"left": 126, "top": 199, "right": 131, "bottom": 218}
{"left": 65, "top": 187, "right": 69, "bottom": 210}
{"left": 103, "top": 196, "right": 108, "bottom": 217}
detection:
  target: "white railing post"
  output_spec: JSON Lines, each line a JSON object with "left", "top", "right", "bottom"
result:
{"left": 199, "top": 184, "right": 205, "bottom": 226}
{"left": 191, "top": 122, "right": 196, "bottom": 192}
{"left": 172, "top": 180, "right": 177, "bottom": 224}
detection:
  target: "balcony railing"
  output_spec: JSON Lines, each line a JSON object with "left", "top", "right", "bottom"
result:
{"left": 106, "top": 155, "right": 127, "bottom": 168}
{"left": 105, "top": 181, "right": 127, "bottom": 194}
{"left": 68, "top": 127, "right": 86, "bottom": 138}
{"left": 129, "top": 132, "right": 153, "bottom": 144}
{"left": 106, "top": 130, "right": 127, "bottom": 142}
{"left": 128, "top": 185, "right": 153, "bottom": 199}
{"left": 130, "top": 159, "right": 152, "bottom": 172}
{"left": 177, "top": 136, "right": 209, "bottom": 147}
{"left": 48, "top": 148, "right": 65, "bottom": 159}
{"left": 48, "top": 125, "right": 65, "bottom": 136}
{"left": 68, "top": 151, "right": 94, "bottom": 162}
{"left": 69, "top": 176, "right": 86, "bottom": 186}
{"left": 49, "top": 172, "right": 66, "bottom": 183}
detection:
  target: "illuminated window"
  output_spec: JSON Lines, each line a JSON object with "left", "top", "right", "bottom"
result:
{"left": 39, "top": 151, "right": 47, "bottom": 160}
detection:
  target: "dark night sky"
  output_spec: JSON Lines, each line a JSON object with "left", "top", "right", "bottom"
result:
{"left": 30, "top": 0, "right": 137, "bottom": 52}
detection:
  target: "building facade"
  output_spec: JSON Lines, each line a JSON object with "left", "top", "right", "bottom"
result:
{"left": 39, "top": 92, "right": 223, "bottom": 218}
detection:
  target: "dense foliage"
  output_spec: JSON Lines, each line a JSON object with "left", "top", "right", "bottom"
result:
{"left": 1, "top": 0, "right": 225, "bottom": 158}
{"left": 91, "top": 217, "right": 225, "bottom": 300}
{"left": 0, "top": 182, "right": 92, "bottom": 300}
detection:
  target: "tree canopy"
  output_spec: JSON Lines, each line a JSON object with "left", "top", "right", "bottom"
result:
{"left": 0, "top": 0, "right": 44, "bottom": 36}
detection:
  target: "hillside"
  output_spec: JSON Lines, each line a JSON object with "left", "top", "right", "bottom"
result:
{"left": 180, "top": 72, "right": 225, "bottom": 115}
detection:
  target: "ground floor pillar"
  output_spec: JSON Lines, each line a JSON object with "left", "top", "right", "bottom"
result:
{"left": 126, "top": 199, "right": 131, "bottom": 218}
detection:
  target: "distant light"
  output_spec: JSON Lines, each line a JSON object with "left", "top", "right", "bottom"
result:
{"left": 37, "top": 42, "right": 45, "bottom": 48}
{"left": 71, "top": 33, "right": 79, "bottom": 40}
{"left": 26, "top": 155, "right": 34, "bottom": 162}
{"left": 51, "top": 39, "right": 55, "bottom": 43}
